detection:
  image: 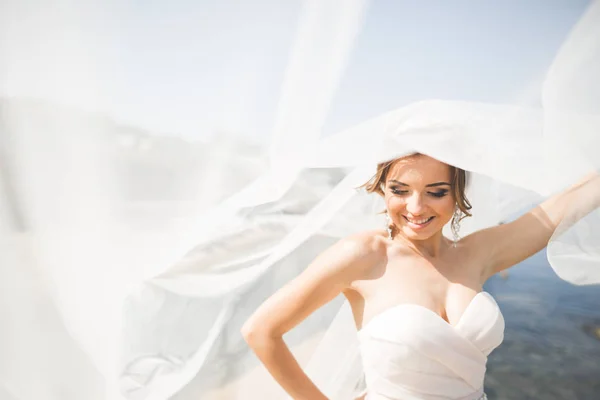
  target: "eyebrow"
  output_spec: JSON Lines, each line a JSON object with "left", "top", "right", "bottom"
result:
{"left": 388, "top": 179, "right": 451, "bottom": 188}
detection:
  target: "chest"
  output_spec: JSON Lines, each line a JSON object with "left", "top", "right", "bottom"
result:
{"left": 349, "top": 250, "right": 485, "bottom": 328}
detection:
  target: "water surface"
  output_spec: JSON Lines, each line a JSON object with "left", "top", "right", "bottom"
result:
{"left": 484, "top": 250, "right": 600, "bottom": 399}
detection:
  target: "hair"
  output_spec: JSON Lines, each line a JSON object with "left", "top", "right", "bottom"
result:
{"left": 357, "top": 153, "right": 472, "bottom": 226}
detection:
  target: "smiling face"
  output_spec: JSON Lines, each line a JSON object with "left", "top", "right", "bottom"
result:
{"left": 384, "top": 154, "right": 456, "bottom": 241}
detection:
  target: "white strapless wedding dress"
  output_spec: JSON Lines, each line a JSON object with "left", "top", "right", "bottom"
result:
{"left": 357, "top": 291, "right": 504, "bottom": 400}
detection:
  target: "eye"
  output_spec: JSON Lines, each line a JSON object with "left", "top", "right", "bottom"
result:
{"left": 390, "top": 188, "right": 408, "bottom": 195}
{"left": 429, "top": 190, "right": 448, "bottom": 198}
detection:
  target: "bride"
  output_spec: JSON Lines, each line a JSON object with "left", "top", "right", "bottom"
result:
{"left": 241, "top": 152, "right": 600, "bottom": 400}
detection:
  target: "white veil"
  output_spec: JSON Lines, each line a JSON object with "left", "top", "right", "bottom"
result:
{"left": 126, "top": 3, "right": 600, "bottom": 398}
{"left": 1, "top": 1, "right": 599, "bottom": 400}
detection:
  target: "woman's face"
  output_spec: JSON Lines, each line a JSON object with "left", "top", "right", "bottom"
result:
{"left": 384, "top": 155, "right": 455, "bottom": 240}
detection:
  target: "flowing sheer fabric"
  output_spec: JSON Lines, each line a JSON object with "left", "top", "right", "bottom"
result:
{"left": 1, "top": 1, "right": 599, "bottom": 400}
{"left": 128, "top": 4, "right": 600, "bottom": 399}
{"left": 127, "top": 3, "right": 600, "bottom": 398}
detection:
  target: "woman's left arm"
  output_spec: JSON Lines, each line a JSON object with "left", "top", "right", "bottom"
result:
{"left": 474, "top": 171, "right": 600, "bottom": 280}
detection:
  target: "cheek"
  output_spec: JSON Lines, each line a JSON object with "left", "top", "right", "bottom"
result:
{"left": 386, "top": 196, "right": 405, "bottom": 211}
{"left": 434, "top": 197, "right": 455, "bottom": 217}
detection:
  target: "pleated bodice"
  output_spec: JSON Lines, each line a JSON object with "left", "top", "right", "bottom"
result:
{"left": 357, "top": 292, "right": 504, "bottom": 400}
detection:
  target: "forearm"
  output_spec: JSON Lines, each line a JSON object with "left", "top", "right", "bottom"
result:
{"left": 541, "top": 170, "right": 600, "bottom": 230}
{"left": 245, "top": 334, "right": 328, "bottom": 400}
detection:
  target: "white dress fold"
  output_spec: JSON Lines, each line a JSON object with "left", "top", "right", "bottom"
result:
{"left": 358, "top": 292, "right": 504, "bottom": 400}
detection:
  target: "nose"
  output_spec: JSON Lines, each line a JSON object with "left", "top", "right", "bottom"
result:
{"left": 405, "top": 193, "right": 427, "bottom": 216}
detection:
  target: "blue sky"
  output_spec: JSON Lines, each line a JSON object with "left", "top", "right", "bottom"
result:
{"left": 326, "top": 0, "right": 591, "bottom": 132}
{"left": 0, "top": 0, "right": 591, "bottom": 143}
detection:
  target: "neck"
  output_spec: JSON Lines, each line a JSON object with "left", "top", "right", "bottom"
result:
{"left": 396, "top": 230, "right": 449, "bottom": 258}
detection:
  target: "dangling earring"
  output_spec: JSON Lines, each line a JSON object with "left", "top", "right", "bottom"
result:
{"left": 385, "top": 212, "right": 394, "bottom": 240}
{"left": 451, "top": 205, "right": 462, "bottom": 248}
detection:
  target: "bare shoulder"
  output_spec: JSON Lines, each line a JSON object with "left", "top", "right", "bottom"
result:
{"left": 342, "top": 229, "right": 388, "bottom": 256}
{"left": 459, "top": 219, "right": 540, "bottom": 282}
{"left": 453, "top": 231, "right": 495, "bottom": 279}
{"left": 322, "top": 229, "right": 388, "bottom": 279}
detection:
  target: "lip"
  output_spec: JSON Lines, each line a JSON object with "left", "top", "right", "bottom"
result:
{"left": 403, "top": 215, "right": 435, "bottom": 230}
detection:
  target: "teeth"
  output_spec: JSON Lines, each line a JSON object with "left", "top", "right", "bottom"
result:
{"left": 406, "top": 217, "right": 433, "bottom": 224}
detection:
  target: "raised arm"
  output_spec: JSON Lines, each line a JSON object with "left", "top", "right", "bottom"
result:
{"left": 241, "top": 232, "right": 385, "bottom": 400}
{"left": 476, "top": 171, "right": 600, "bottom": 281}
